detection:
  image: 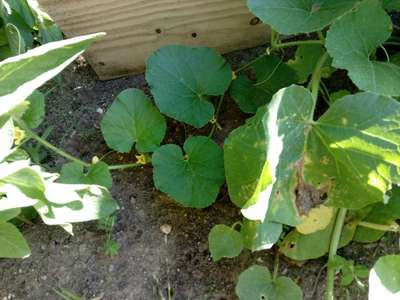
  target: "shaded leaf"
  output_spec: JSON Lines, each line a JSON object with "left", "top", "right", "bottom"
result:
{"left": 22, "top": 90, "right": 45, "bottom": 128}
{"left": 101, "top": 88, "right": 166, "bottom": 153}
{"left": 0, "top": 207, "right": 21, "bottom": 222}
{"left": 152, "top": 136, "right": 225, "bottom": 208}
{"left": 209, "top": 224, "right": 243, "bottom": 261}
{"left": 59, "top": 161, "right": 113, "bottom": 189}
{"left": 236, "top": 265, "right": 302, "bottom": 300}
{"left": 146, "top": 45, "right": 232, "bottom": 128}
{"left": 247, "top": 0, "right": 357, "bottom": 35}
{"left": 0, "top": 222, "right": 30, "bottom": 258}
{"left": 0, "top": 118, "right": 14, "bottom": 162}
{"left": 230, "top": 55, "right": 298, "bottom": 113}
{"left": 326, "top": 0, "right": 400, "bottom": 96}
{"left": 241, "top": 218, "right": 282, "bottom": 251}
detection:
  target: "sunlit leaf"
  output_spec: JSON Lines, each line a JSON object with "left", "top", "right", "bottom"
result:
{"left": 369, "top": 255, "right": 400, "bottom": 299}
{"left": 241, "top": 218, "right": 282, "bottom": 251}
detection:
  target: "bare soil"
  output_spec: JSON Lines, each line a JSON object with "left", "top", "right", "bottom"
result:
{"left": 0, "top": 47, "right": 398, "bottom": 300}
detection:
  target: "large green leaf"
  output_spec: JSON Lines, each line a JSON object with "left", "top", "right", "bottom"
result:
{"left": 241, "top": 218, "right": 282, "bottom": 251}
{"left": 226, "top": 86, "right": 400, "bottom": 225}
{"left": 59, "top": 161, "right": 113, "bottom": 189}
{"left": 152, "top": 136, "right": 225, "bottom": 208}
{"left": 146, "top": 45, "right": 232, "bottom": 128}
{"left": 22, "top": 90, "right": 45, "bottom": 128}
{"left": 0, "top": 222, "right": 30, "bottom": 258}
{"left": 0, "top": 33, "right": 104, "bottom": 118}
{"left": 230, "top": 55, "right": 298, "bottom": 113}
{"left": 101, "top": 88, "right": 166, "bottom": 153}
{"left": 236, "top": 265, "right": 302, "bottom": 300}
{"left": 382, "top": 0, "right": 400, "bottom": 11}
{"left": 326, "top": 0, "right": 400, "bottom": 96}
{"left": 247, "top": 0, "right": 357, "bottom": 35}
{"left": 208, "top": 224, "right": 243, "bottom": 261}
{"left": 369, "top": 255, "right": 400, "bottom": 299}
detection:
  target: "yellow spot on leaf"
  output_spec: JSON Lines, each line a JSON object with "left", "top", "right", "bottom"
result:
{"left": 296, "top": 205, "right": 333, "bottom": 235}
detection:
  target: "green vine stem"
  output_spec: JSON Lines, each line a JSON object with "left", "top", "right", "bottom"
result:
{"left": 272, "top": 251, "right": 280, "bottom": 281}
{"left": 358, "top": 221, "right": 400, "bottom": 232}
{"left": 310, "top": 52, "right": 329, "bottom": 103}
{"left": 209, "top": 94, "right": 225, "bottom": 137}
{"left": 326, "top": 208, "right": 348, "bottom": 300}
{"left": 17, "top": 120, "right": 142, "bottom": 171}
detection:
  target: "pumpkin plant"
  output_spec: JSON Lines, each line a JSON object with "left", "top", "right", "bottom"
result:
{"left": 97, "top": 0, "right": 400, "bottom": 298}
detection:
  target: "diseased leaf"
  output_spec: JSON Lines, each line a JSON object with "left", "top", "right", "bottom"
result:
{"left": 369, "top": 255, "right": 400, "bottom": 299}
{"left": 22, "top": 90, "right": 45, "bottom": 128}
{"left": 208, "top": 224, "right": 243, "bottom": 261}
{"left": 241, "top": 218, "right": 282, "bottom": 251}
{"left": 247, "top": 0, "right": 357, "bottom": 35}
{"left": 101, "top": 88, "right": 166, "bottom": 153}
{"left": 236, "top": 265, "right": 302, "bottom": 300}
{"left": 146, "top": 45, "right": 232, "bottom": 128}
{"left": 296, "top": 205, "right": 334, "bottom": 235}
{"left": 59, "top": 161, "right": 113, "bottom": 189}
{"left": 0, "top": 33, "right": 104, "bottom": 118}
{"left": 0, "top": 222, "right": 30, "bottom": 258}
{"left": 326, "top": 0, "right": 400, "bottom": 96}
{"left": 230, "top": 55, "right": 298, "bottom": 113}
{"left": 226, "top": 86, "right": 400, "bottom": 226}
{"left": 152, "top": 136, "right": 225, "bottom": 208}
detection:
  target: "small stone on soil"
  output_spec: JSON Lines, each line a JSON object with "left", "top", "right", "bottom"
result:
{"left": 160, "top": 224, "right": 172, "bottom": 235}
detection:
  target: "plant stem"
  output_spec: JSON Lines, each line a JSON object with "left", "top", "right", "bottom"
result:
{"left": 18, "top": 121, "right": 91, "bottom": 168}
{"left": 384, "top": 41, "right": 400, "bottom": 47}
{"left": 108, "top": 162, "right": 141, "bottom": 171}
{"left": 310, "top": 52, "right": 329, "bottom": 104}
{"left": 235, "top": 53, "right": 267, "bottom": 73}
{"left": 273, "top": 39, "right": 324, "bottom": 49}
{"left": 325, "top": 208, "right": 347, "bottom": 300}
{"left": 17, "top": 120, "right": 141, "bottom": 171}
{"left": 358, "top": 221, "right": 400, "bottom": 232}
{"left": 273, "top": 251, "right": 280, "bottom": 281}
{"left": 209, "top": 95, "right": 224, "bottom": 137}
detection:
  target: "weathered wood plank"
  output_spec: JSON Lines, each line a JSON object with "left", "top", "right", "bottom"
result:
{"left": 39, "top": 0, "right": 268, "bottom": 79}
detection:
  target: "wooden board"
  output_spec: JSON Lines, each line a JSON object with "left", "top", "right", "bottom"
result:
{"left": 39, "top": 0, "right": 269, "bottom": 79}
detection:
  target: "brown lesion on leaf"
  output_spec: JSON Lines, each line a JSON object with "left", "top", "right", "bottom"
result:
{"left": 293, "top": 159, "right": 331, "bottom": 216}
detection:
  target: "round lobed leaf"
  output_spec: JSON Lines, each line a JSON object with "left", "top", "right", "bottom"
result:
{"left": 326, "top": 0, "right": 400, "bottom": 96}
{"left": 101, "top": 88, "right": 166, "bottom": 153}
{"left": 208, "top": 224, "right": 243, "bottom": 261}
{"left": 152, "top": 136, "right": 225, "bottom": 208}
{"left": 247, "top": 0, "right": 357, "bottom": 35}
{"left": 146, "top": 45, "right": 232, "bottom": 128}
{"left": 236, "top": 265, "right": 302, "bottom": 300}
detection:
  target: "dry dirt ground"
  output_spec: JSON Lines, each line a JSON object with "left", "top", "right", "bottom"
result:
{"left": 0, "top": 47, "right": 398, "bottom": 300}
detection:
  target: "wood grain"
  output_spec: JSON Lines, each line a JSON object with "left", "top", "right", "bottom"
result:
{"left": 39, "top": 0, "right": 269, "bottom": 79}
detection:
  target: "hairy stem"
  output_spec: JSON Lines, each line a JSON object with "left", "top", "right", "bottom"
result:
{"left": 18, "top": 120, "right": 91, "bottom": 168}
{"left": 209, "top": 95, "right": 224, "bottom": 137}
{"left": 358, "top": 221, "right": 400, "bottom": 232}
{"left": 310, "top": 52, "right": 329, "bottom": 104}
{"left": 326, "top": 208, "right": 347, "bottom": 300}
{"left": 17, "top": 120, "right": 141, "bottom": 171}
{"left": 274, "top": 39, "right": 324, "bottom": 49}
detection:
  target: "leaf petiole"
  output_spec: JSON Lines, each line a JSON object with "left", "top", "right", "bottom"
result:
{"left": 358, "top": 221, "right": 400, "bottom": 232}
{"left": 326, "top": 208, "right": 347, "bottom": 300}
